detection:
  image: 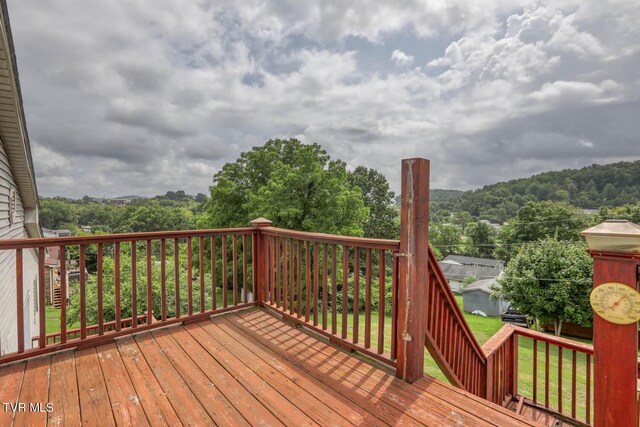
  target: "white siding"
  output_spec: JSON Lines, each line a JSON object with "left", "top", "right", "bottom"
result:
{"left": 0, "top": 138, "right": 38, "bottom": 355}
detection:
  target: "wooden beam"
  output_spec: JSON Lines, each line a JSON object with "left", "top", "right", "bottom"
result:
{"left": 396, "top": 158, "right": 430, "bottom": 383}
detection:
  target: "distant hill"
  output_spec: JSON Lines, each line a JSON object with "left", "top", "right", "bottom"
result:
{"left": 115, "top": 195, "right": 143, "bottom": 200}
{"left": 432, "top": 160, "right": 640, "bottom": 223}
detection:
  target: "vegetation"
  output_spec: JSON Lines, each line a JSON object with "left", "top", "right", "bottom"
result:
{"left": 433, "top": 160, "right": 640, "bottom": 223}
{"left": 497, "top": 239, "right": 593, "bottom": 335}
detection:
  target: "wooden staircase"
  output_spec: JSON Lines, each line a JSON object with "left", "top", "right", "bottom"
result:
{"left": 52, "top": 284, "right": 62, "bottom": 308}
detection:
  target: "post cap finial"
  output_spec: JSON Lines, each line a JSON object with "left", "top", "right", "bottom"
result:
{"left": 250, "top": 217, "right": 273, "bottom": 228}
{"left": 581, "top": 220, "right": 640, "bottom": 253}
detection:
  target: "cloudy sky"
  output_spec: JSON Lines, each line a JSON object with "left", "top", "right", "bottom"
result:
{"left": 7, "top": 0, "right": 640, "bottom": 198}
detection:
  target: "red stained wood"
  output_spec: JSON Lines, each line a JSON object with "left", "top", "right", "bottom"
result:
{"left": 0, "top": 362, "right": 24, "bottom": 426}
{"left": 38, "top": 247, "right": 46, "bottom": 349}
{"left": 275, "top": 237, "right": 281, "bottom": 308}
{"left": 131, "top": 242, "right": 137, "bottom": 328}
{"left": 16, "top": 248, "right": 23, "bottom": 353}
{"left": 97, "top": 243, "right": 104, "bottom": 334}
{"left": 322, "top": 244, "right": 328, "bottom": 330}
{"left": 117, "top": 335, "right": 182, "bottom": 426}
{"left": 364, "top": 248, "right": 372, "bottom": 349}
{"left": 289, "top": 239, "right": 294, "bottom": 314}
{"left": 160, "top": 239, "right": 167, "bottom": 321}
{"left": 233, "top": 235, "right": 238, "bottom": 306}
{"left": 353, "top": 247, "right": 360, "bottom": 344}
{"left": 331, "top": 245, "right": 337, "bottom": 335}
{"left": 173, "top": 238, "right": 180, "bottom": 318}
{"left": 96, "top": 343, "right": 148, "bottom": 425}
{"left": 305, "top": 241, "right": 311, "bottom": 322}
{"left": 296, "top": 240, "right": 302, "bottom": 317}
{"left": 591, "top": 254, "right": 639, "bottom": 427}
{"left": 378, "top": 249, "right": 385, "bottom": 354}
{"left": 80, "top": 244, "right": 88, "bottom": 338}
{"left": 47, "top": 352, "right": 81, "bottom": 427}
{"left": 75, "top": 348, "right": 117, "bottom": 426}
{"left": 313, "top": 242, "right": 319, "bottom": 326}
{"left": 200, "top": 237, "right": 206, "bottom": 312}
{"left": 114, "top": 242, "right": 121, "bottom": 331}
{"left": 146, "top": 240, "right": 153, "bottom": 324}
{"left": 13, "top": 356, "right": 50, "bottom": 426}
{"left": 211, "top": 235, "right": 217, "bottom": 310}
{"left": 59, "top": 246, "right": 67, "bottom": 343}
{"left": 282, "top": 238, "right": 287, "bottom": 312}
{"left": 342, "top": 245, "right": 348, "bottom": 339}
{"left": 243, "top": 234, "right": 248, "bottom": 304}
{"left": 222, "top": 235, "right": 228, "bottom": 308}
{"left": 187, "top": 237, "right": 193, "bottom": 315}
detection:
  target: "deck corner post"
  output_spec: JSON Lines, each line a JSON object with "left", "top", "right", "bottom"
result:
{"left": 396, "top": 158, "right": 430, "bottom": 383}
{"left": 251, "top": 218, "right": 273, "bottom": 306}
{"left": 581, "top": 220, "right": 640, "bottom": 427}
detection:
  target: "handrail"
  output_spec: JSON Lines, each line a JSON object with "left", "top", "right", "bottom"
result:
{"left": 261, "top": 226, "right": 400, "bottom": 250}
{"left": 0, "top": 227, "right": 256, "bottom": 249}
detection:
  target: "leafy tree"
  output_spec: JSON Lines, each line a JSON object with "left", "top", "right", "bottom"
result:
{"left": 464, "top": 222, "right": 495, "bottom": 258}
{"left": 202, "top": 138, "right": 369, "bottom": 236}
{"left": 429, "top": 223, "right": 463, "bottom": 257}
{"left": 40, "top": 198, "right": 78, "bottom": 229}
{"left": 496, "top": 239, "right": 593, "bottom": 335}
{"left": 348, "top": 166, "right": 399, "bottom": 239}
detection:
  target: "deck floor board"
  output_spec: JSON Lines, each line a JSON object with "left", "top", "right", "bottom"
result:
{"left": 0, "top": 308, "right": 538, "bottom": 426}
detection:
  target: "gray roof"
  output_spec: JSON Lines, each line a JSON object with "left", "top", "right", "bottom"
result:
{"left": 462, "top": 278, "right": 501, "bottom": 294}
{"left": 438, "top": 262, "right": 502, "bottom": 282}
{"left": 442, "top": 255, "right": 504, "bottom": 268}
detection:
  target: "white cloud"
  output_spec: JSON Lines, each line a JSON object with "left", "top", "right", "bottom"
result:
{"left": 390, "top": 49, "right": 414, "bottom": 67}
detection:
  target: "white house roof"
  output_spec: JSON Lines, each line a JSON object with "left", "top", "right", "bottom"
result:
{"left": 462, "top": 278, "right": 500, "bottom": 294}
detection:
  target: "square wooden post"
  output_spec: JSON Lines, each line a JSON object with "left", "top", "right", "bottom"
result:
{"left": 251, "top": 218, "right": 272, "bottom": 306}
{"left": 582, "top": 220, "right": 640, "bottom": 427}
{"left": 396, "top": 158, "right": 430, "bottom": 383}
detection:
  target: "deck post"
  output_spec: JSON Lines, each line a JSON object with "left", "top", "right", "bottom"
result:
{"left": 396, "top": 158, "right": 430, "bottom": 383}
{"left": 581, "top": 220, "right": 640, "bottom": 427}
{"left": 251, "top": 218, "right": 273, "bottom": 306}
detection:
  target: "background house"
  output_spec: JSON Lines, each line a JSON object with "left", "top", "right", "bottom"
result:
{"left": 439, "top": 255, "right": 504, "bottom": 293}
{"left": 0, "top": 1, "right": 41, "bottom": 355}
{"left": 461, "top": 278, "right": 509, "bottom": 317}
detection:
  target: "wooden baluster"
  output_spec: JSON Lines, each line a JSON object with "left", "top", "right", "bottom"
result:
{"left": 187, "top": 237, "right": 193, "bottom": 315}
{"left": 115, "top": 243, "right": 121, "bottom": 331}
{"left": 289, "top": 239, "right": 294, "bottom": 315}
{"left": 313, "top": 242, "right": 319, "bottom": 326}
{"left": 16, "top": 249, "right": 24, "bottom": 352}
{"left": 76, "top": 245, "right": 88, "bottom": 338}
{"left": 243, "top": 234, "right": 248, "bottom": 304}
{"left": 275, "top": 237, "right": 280, "bottom": 308}
{"left": 391, "top": 252, "right": 398, "bottom": 359}
{"left": 322, "top": 244, "right": 328, "bottom": 331}
{"left": 353, "top": 247, "right": 360, "bottom": 344}
{"left": 296, "top": 240, "right": 302, "bottom": 317}
{"left": 305, "top": 241, "right": 311, "bottom": 322}
{"left": 558, "top": 346, "right": 563, "bottom": 413}
{"left": 97, "top": 243, "right": 104, "bottom": 333}
{"left": 282, "top": 238, "right": 288, "bottom": 312}
{"left": 222, "top": 235, "right": 228, "bottom": 308}
{"left": 377, "top": 249, "right": 385, "bottom": 354}
{"left": 533, "top": 339, "right": 537, "bottom": 404}
{"left": 174, "top": 238, "right": 180, "bottom": 318}
{"left": 586, "top": 354, "right": 591, "bottom": 424}
{"left": 332, "top": 245, "right": 338, "bottom": 335}
{"left": 59, "top": 246, "right": 67, "bottom": 343}
{"left": 233, "top": 235, "right": 238, "bottom": 306}
{"left": 545, "top": 342, "right": 550, "bottom": 408}
{"left": 38, "top": 247, "right": 46, "bottom": 348}
{"left": 269, "top": 236, "right": 274, "bottom": 305}
{"left": 364, "top": 248, "right": 371, "bottom": 349}
{"left": 160, "top": 240, "right": 167, "bottom": 321}
{"left": 146, "top": 240, "right": 153, "bottom": 324}
{"left": 342, "top": 245, "right": 348, "bottom": 339}
{"left": 571, "top": 350, "right": 577, "bottom": 419}
{"left": 211, "top": 236, "right": 216, "bottom": 310}
{"left": 200, "top": 237, "right": 205, "bottom": 312}
{"left": 252, "top": 234, "right": 257, "bottom": 303}
{"left": 130, "top": 242, "right": 136, "bottom": 328}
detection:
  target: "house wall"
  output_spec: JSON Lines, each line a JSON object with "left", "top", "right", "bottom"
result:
{"left": 0, "top": 139, "right": 39, "bottom": 355}
{"left": 462, "top": 291, "right": 508, "bottom": 317}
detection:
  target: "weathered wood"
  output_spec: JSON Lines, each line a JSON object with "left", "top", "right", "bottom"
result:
{"left": 0, "top": 362, "right": 25, "bottom": 426}
{"left": 13, "top": 356, "right": 50, "bottom": 426}
{"left": 96, "top": 343, "right": 149, "bottom": 426}
{"left": 75, "top": 348, "right": 116, "bottom": 426}
{"left": 396, "top": 158, "right": 430, "bottom": 383}
{"left": 48, "top": 352, "right": 81, "bottom": 427}
{"left": 16, "top": 248, "right": 23, "bottom": 353}
{"left": 116, "top": 335, "right": 182, "bottom": 427}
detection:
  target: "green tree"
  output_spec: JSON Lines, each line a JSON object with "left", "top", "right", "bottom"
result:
{"left": 348, "top": 166, "right": 399, "bottom": 239}
{"left": 464, "top": 222, "right": 495, "bottom": 258}
{"left": 202, "top": 138, "right": 368, "bottom": 236}
{"left": 496, "top": 239, "right": 593, "bottom": 335}
{"left": 40, "top": 198, "right": 78, "bottom": 229}
{"left": 429, "top": 223, "right": 463, "bottom": 257}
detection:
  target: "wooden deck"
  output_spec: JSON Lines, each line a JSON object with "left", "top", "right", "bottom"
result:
{"left": 0, "top": 308, "right": 541, "bottom": 426}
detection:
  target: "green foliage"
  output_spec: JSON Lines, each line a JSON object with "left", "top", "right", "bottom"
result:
{"left": 429, "top": 223, "right": 463, "bottom": 257}
{"left": 433, "top": 160, "right": 640, "bottom": 222}
{"left": 348, "top": 166, "right": 399, "bottom": 239}
{"left": 464, "top": 222, "right": 496, "bottom": 258}
{"left": 203, "top": 138, "right": 369, "bottom": 236}
{"left": 496, "top": 239, "right": 593, "bottom": 335}
{"left": 596, "top": 202, "right": 640, "bottom": 224}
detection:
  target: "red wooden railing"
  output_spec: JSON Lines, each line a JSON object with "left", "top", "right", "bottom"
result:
{"left": 482, "top": 324, "right": 596, "bottom": 424}
{"left": 258, "top": 226, "right": 400, "bottom": 366}
{"left": 425, "top": 247, "right": 487, "bottom": 397}
{"left": 0, "top": 228, "right": 257, "bottom": 364}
